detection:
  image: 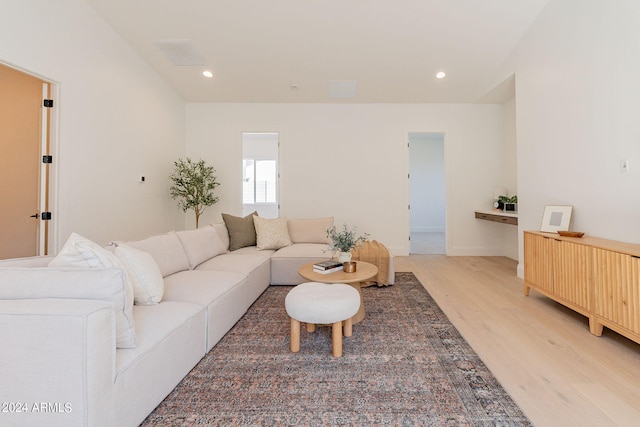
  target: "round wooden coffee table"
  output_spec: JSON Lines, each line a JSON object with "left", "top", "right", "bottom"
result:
{"left": 298, "top": 260, "right": 378, "bottom": 323}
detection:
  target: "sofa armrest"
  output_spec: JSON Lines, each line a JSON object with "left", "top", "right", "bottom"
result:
{"left": 0, "top": 299, "right": 115, "bottom": 427}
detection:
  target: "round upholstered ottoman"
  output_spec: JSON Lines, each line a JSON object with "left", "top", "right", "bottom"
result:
{"left": 285, "top": 282, "right": 361, "bottom": 357}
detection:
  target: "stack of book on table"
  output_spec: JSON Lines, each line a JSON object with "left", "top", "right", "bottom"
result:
{"left": 313, "top": 260, "right": 343, "bottom": 274}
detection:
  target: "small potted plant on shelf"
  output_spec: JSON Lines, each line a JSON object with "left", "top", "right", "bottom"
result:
{"left": 499, "top": 195, "right": 518, "bottom": 212}
{"left": 326, "top": 224, "right": 370, "bottom": 263}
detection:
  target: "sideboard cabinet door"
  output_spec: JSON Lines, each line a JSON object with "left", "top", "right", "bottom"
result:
{"left": 593, "top": 249, "right": 640, "bottom": 336}
{"left": 524, "top": 232, "right": 553, "bottom": 294}
{"left": 553, "top": 240, "right": 591, "bottom": 311}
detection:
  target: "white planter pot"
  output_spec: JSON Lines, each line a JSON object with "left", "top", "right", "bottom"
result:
{"left": 338, "top": 251, "right": 352, "bottom": 263}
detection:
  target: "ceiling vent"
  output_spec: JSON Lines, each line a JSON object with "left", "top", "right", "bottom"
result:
{"left": 328, "top": 80, "right": 358, "bottom": 98}
{"left": 154, "top": 39, "right": 205, "bottom": 66}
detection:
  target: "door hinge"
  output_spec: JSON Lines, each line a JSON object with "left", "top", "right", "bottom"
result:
{"left": 43, "top": 99, "right": 54, "bottom": 108}
{"left": 41, "top": 212, "right": 52, "bottom": 221}
{"left": 43, "top": 155, "right": 53, "bottom": 164}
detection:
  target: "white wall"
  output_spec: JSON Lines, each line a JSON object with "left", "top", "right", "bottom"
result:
{"left": 409, "top": 133, "right": 445, "bottom": 233}
{"left": 186, "top": 103, "right": 507, "bottom": 256}
{"left": 502, "top": 97, "right": 519, "bottom": 260}
{"left": 492, "top": 0, "right": 640, "bottom": 275}
{"left": 0, "top": 0, "right": 186, "bottom": 248}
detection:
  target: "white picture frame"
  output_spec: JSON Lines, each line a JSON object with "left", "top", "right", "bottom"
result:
{"left": 540, "top": 205, "right": 573, "bottom": 233}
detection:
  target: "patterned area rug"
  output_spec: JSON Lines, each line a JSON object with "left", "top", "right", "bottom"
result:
{"left": 141, "top": 272, "right": 532, "bottom": 426}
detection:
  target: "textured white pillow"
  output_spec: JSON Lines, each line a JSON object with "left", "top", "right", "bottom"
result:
{"left": 253, "top": 216, "right": 292, "bottom": 250}
{"left": 49, "top": 232, "right": 120, "bottom": 269}
{"left": 48, "top": 233, "right": 136, "bottom": 348}
{"left": 115, "top": 244, "right": 164, "bottom": 305}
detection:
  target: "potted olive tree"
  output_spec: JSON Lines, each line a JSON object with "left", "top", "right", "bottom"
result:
{"left": 169, "top": 158, "right": 220, "bottom": 228}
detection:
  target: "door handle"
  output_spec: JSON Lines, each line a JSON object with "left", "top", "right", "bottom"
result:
{"left": 30, "top": 213, "right": 39, "bottom": 219}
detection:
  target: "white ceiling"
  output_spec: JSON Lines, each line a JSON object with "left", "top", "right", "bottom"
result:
{"left": 84, "top": 0, "right": 549, "bottom": 103}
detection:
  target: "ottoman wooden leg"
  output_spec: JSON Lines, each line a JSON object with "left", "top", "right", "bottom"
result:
{"left": 290, "top": 318, "right": 300, "bottom": 352}
{"left": 332, "top": 321, "right": 343, "bottom": 357}
{"left": 343, "top": 317, "right": 353, "bottom": 337}
{"left": 306, "top": 323, "right": 316, "bottom": 333}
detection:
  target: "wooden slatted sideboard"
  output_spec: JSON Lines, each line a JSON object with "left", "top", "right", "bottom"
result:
{"left": 524, "top": 230, "right": 640, "bottom": 345}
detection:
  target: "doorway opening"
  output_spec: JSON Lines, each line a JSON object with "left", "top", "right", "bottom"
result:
{"left": 409, "top": 132, "right": 446, "bottom": 254}
{"left": 242, "top": 132, "right": 279, "bottom": 218}
{"left": 0, "top": 62, "right": 56, "bottom": 259}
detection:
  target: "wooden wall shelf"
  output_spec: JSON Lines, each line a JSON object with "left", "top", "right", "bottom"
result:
{"left": 524, "top": 230, "right": 640, "bottom": 346}
{"left": 474, "top": 210, "right": 518, "bottom": 226}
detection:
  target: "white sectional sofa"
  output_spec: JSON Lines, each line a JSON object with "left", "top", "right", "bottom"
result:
{"left": 0, "top": 216, "right": 393, "bottom": 427}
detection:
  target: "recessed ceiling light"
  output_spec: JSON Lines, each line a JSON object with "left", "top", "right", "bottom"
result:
{"left": 202, "top": 70, "right": 213, "bottom": 78}
{"left": 436, "top": 71, "right": 446, "bottom": 79}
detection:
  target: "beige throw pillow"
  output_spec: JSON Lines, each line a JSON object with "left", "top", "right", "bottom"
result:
{"left": 222, "top": 212, "right": 258, "bottom": 251}
{"left": 253, "top": 216, "right": 292, "bottom": 250}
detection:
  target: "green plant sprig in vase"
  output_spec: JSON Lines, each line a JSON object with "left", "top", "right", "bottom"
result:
{"left": 326, "top": 224, "right": 370, "bottom": 262}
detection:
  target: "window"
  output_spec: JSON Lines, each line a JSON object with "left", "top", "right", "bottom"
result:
{"left": 242, "top": 132, "right": 279, "bottom": 217}
{"left": 243, "top": 159, "right": 277, "bottom": 203}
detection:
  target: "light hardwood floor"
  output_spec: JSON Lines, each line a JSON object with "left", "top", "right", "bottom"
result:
{"left": 395, "top": 255, "right": 640, "bottom": 427}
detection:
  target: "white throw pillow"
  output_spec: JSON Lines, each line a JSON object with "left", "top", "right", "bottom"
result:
{"left": 48, "top": 233, "right": 136, "bottom": 348}
{"left": 253, "top": 216, "right": 292, "bottom": 250}
{"left": 49, "top": 232, "right": 121, "bottom": 269}
{"left": 115, "top": 244, "right": 164, "bottom": 305}
{"left": 0, "top": 267, "right": 136, "bottom": 349}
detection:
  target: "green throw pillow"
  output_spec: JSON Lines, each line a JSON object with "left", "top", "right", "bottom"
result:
{"left": 222, "top": 212, "right": 258, "bottom": 251}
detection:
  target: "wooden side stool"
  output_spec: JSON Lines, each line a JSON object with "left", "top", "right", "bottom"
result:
{"left": 285, "top": 282, "right": 361, "bottom": 357}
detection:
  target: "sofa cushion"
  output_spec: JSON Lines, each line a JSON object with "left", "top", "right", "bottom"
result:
{"left": 176, "top": 226, "right": 227, "bottom": 269}
{"left": 162, "top": 269, "right": 249, "bottom": 351}
{"left": 271, "top": 242, "right": 332, "bottom": 259}
{"left": 115, "top": 300, "right": 204, "bottom": 378}
{"left": 0, "top": 255, "right": 53, "bottom": 267}
{"left": 115, "top": 244, "right": 164, "bottom": 305}
{"left": 113, "top": 300, "right": 206, "bottom": 426}
{"left": 222, "top": 212, "right": 257, "bottom": 251}
{"left": 253, "top": 216, "right": 292, "bottom": 250}
{"left": 162, "top": 270, "right": 246, "bottom": 306}
{"left": 197, "top": 253, "right": 271, "bottom": 276}
{"left": 227, "top": 246, "right": 273, "bottom": 255}
{"left": 126, "top": 233, "right": 190, "bottom": 278}
{"left": 270, "top": 243, "right": 333, "bottom": 285}
{"left": 287, "top": 217, "right": 334, "bottom": 244}
{"left": 0, "top": 267, "right": 136, "bottom": 348}
{"left": 211, "top": 223, "right": 230, "bottom": 251}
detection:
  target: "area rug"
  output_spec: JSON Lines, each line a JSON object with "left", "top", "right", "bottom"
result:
{"left": 141, "top": 272, "right": 532, "bottom": 426}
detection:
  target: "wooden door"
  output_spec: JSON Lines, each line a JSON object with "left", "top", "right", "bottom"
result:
{"left": 0, "top": 64, "right": 45, "bottom": 259}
